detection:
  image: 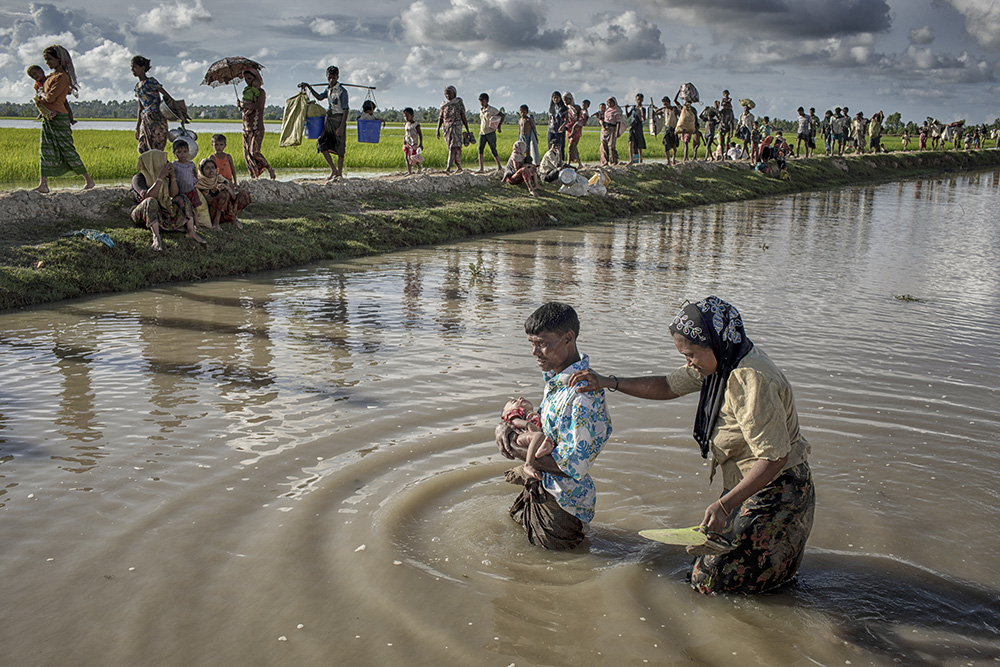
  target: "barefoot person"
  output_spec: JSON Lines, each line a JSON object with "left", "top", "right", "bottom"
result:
{"left": 571, "top": 296, "right": 815, "bottom": 594}
{"left": 33, "top": 44, "right": 95, "bottom": 193}
{"left": 300, "top": 66, "right": 349, "bottom": 181}
{"left": 436, "top": 85, "right": 470, "bottom": 174}
{"left": 495, "top": 302, "right": 612, "bottom": 550}
{"left": 239, "top": 68, "right": 276, "bottom": 180}
{"left": 131, "top": 55, "right": 176, "bottom": 153}
{"left": 131, "top": 149, "right": 206, "bottom": 251}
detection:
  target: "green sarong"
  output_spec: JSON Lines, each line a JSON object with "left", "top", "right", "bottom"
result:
{"left": 40, "top": 112, "right": 87, "bottom": 178}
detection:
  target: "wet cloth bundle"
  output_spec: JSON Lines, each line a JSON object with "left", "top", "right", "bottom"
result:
{"left": 503, "top": 464, "right": 584, "bottom": 551}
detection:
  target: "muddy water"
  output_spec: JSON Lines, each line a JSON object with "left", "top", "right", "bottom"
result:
{"left": 1, "top": 172, "right": 999, "bottom": 666}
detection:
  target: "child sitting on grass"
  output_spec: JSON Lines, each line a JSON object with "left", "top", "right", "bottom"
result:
{"left": 503, "top": 154, "right": 540, "bottom": 196}
{"left": 501, "top": 396, "right": 553, "bottom": 479}
{"left": 171, "top": 138, "right": 201, "bottom": 210}
{"left": 196, "top": 157, "right": 250, "bottom": 229}
{"left": 27, "top": 64, "right": 74, "bottom": 124}
{"left": 402, "top": 107, "right": 423, "bottom": 175}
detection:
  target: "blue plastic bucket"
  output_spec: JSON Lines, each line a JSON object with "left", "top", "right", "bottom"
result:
{"left": 305, "top": 115, "right": 324, "bottom": 140}
{"left": 357, "top": 119, "right": 382, "bottom": 144}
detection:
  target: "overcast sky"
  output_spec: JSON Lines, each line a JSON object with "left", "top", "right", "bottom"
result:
{"left": 1, "top": 0, "right": 998, "bottom": 124}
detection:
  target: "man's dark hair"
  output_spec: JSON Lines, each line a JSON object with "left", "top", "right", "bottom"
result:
{"left": 479, "top": 92, "right": 489, "bottom": 102}
{"left": 525, "top": 302, "right": 580, "bottom": 337}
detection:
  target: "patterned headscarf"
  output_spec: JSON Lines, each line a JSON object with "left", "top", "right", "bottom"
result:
{"left": 669, "top": 296, "right": 754, "bottom": 457}
{"left": 46, "top": 44, "right": 79, "bottom": 96}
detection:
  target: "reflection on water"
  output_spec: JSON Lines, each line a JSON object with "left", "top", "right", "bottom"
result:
{"left": 1, "top": 171, "right": 998, "bottom": 666}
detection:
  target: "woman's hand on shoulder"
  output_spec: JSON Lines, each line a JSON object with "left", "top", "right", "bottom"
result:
{"left": 570, "top": 368, "right": 605, "bottom": 393}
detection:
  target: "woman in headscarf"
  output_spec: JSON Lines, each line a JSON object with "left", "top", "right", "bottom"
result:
{"left": 503, "top": 138, "right": 527, "bottom": 180}
{"left": 571, "top": 296, "right": 815, "bottom": 595}
{"left": 131, "top": 55, "right": 176, "bottom": 153}
{"left": 436, "top": 85, "right": 470, "bottom": 174}
{"left": 33, "top": 44, "right": 95, "bottom": 193}
{"left": 547, "top": 91, "right": 568, "bottom": 163}
{"left": 130, "top": 150, "right": 206, "bottom": 251}
{"left": 240, "top": 68, "right": 276, "bottom": 180}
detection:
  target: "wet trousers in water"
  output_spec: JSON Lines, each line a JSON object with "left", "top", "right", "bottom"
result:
{"left": 505, "top": 466, "right": 585, "bottom": 550}
{"left": 690, "top": 462, "right": 815, "bottom": 594}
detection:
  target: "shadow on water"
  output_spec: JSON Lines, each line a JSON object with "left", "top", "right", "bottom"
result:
{"left": 594, "top": 525, "right": 1000, "bottom": 666}
{"left": 778, "top": 551, "right": 1000, "bottom": 666}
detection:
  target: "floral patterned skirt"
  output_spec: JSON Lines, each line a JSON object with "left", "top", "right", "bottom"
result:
{"left": 690, "top": 462, "right": 815, "bottom": 595}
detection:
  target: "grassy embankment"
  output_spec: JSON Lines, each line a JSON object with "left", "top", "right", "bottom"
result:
{"left": 2, "top": 148, "right": 999, "bottom": 312}
{"left": 0, "top": 124, "right": 920, "bottom": 184}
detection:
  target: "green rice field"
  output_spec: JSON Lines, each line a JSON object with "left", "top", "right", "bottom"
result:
{"left": 0, "top": 121, "right": 918, "bottom": 186}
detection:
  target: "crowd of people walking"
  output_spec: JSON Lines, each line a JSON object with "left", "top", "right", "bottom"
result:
{"left": 23, "top": 44, "right": 1000, "bottom": 244}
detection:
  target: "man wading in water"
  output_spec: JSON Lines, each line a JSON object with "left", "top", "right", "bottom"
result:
{"left": 495, "top": 302, "right": 612, "bottom": 550}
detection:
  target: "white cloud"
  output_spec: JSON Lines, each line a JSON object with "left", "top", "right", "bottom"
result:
{"left": 721, "top": 33, "right": 880, "bottom": 71}
{"left": 74, "top": 40, "right": 132, "bottom": 81}
{"left": 398, "top": 0, "right": 565, "bottom": 50}
{"left": 310, "top": 18, "right": 338, "bottom": 37}
{"left": 467, "top": 51, "right": 505, "bottom": 71}
{"left": 673, "top": 42, "right": 701, "bottom": 63}
{"left": 942, "top": 0, "right": 1000, "bottom": 48}
{"left": 15, "top": 32, "right": 77, "bottom": 65}
{"left": 563, "top": 11, "right": 666, "bottom": 62}
{"left": 337, "top": 57, "right": 398, "bottom": 91}
{"left": 134, "top": 0, "right": 211, "bottom": 33}
{"left": 909, "top": 26, "right": 934, "bottom": 45}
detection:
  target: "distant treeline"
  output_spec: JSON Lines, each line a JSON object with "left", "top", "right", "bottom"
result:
{"left": 1, "top": 99, "right": 995, "bottom": 135}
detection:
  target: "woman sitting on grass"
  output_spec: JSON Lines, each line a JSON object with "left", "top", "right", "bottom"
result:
{"left": 131, "top": 150, "right": 206, "bottom": 251}
{"left": 196, "top": 157, "right": 250, "bottom": 229}
{"left": 502, "top": 154, "right": 540, "bottom": 196}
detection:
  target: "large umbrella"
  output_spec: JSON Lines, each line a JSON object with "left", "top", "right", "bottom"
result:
{"left": 201, "top": 57, "right": 266, "bottom": 103}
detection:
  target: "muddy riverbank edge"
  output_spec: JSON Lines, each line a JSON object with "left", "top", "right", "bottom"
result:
{"left": 2, "top": 149, "right": 999, "bottom": 311}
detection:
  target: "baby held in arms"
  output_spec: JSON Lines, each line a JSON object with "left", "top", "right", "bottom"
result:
{"left": 501, "top": 397, "right": 554, "bottom": 480}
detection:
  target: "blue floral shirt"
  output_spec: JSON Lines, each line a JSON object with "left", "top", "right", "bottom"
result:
{"left": 539, "top": 355, "right": 612, "bottom": 523}
{"left": 134, "top": 77, "right": 164, "bottom": 116}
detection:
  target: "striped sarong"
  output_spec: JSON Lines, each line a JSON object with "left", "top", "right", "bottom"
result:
{"left": 40, "top": 112, "right": 87, "bottom": 178}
